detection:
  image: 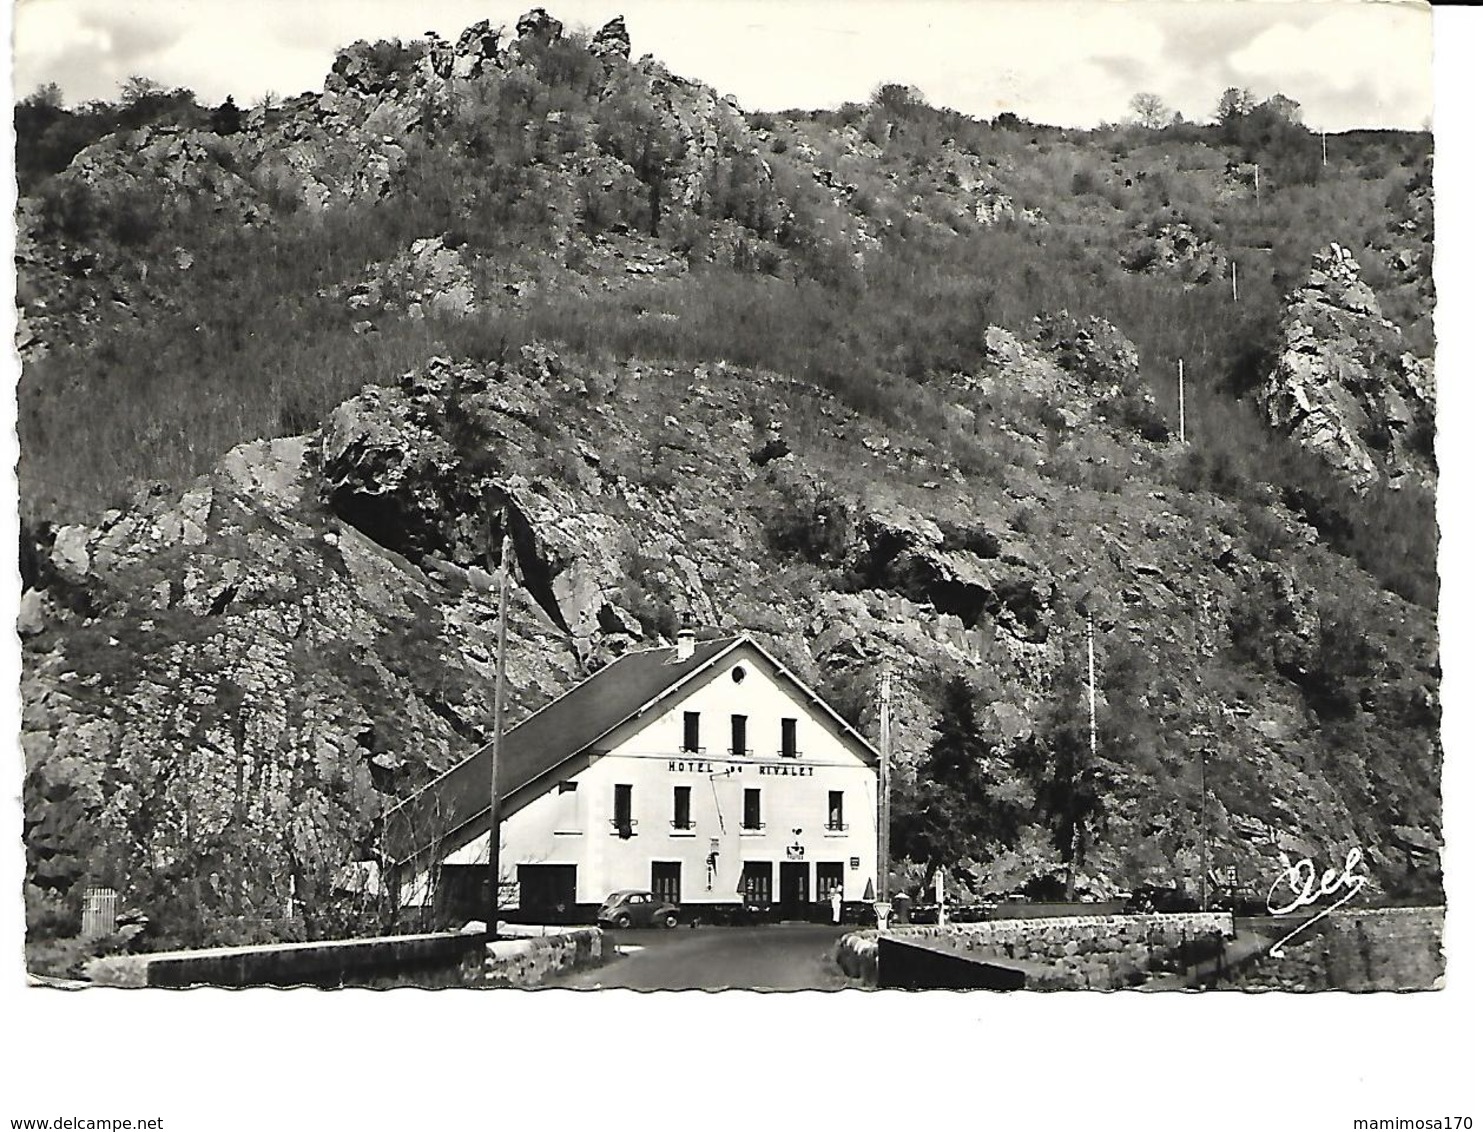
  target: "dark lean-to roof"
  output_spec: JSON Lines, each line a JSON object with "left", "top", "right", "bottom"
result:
{"left": 382, "top": 633, "right": 880, "bottom": 867}
{"left": 383, "top": 635, "right": 745, "bottom": 865}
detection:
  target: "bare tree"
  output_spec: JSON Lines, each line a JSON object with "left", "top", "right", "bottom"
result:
{"left": 1130, "top": 92, "right": 1172, "bottom": 130}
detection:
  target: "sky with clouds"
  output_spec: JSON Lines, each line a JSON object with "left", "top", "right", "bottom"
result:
{"left": 10, "top": 0, "right": 1432, "bottom": 132}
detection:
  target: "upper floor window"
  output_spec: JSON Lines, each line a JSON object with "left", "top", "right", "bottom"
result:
{"left": 682, "top": 711, "right": 701, "bottom": 753}
{"left": 612, "top": 784, "right": 634, "bottom": 837}
{"left": 743, "top": 788, "right": 763, "bottom": 831}
{"left": 672, "top": 786, "right": 694, "bottom": 831}
{"left": 731, "top": 715, "right": 749, "bottom": 757}
{"left": 827, "top": 790, "right": 846, "bottom": 832}
{"left": 781, "top": 718, "right": 799, "bottom": 758}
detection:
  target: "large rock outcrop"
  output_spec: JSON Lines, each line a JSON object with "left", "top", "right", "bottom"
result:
{"left": 317, "top": 348, "right": 630, "bottom": 643}
{"left": 1257, "top": 244, "right": 1436, "bottom": 491}
{"left": 590, "top": 16, "right": 631, "bottom": 60}
{"left": 13, "top": 9, "right": 799, "bottom": 359}
{"left": 21, "top": 431, "right": 581, "bottom": 944}
{"left": 1121, "top": 219, "right": 1225, "bottom": 286}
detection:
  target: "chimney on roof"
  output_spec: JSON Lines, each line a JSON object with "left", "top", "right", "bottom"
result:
{"left": 676, "top": 619, "right": 696, "bottom": 663}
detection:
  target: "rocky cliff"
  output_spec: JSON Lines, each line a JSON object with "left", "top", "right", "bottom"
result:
{"left": 22, "top": 322, "right": 1441, "bottom": 942}
{"left": 1258, "top": 243, "right": 1436, "bottom": 491}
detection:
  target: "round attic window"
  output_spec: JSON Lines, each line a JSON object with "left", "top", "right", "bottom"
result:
{"left": 731, "top": 665, "right": 747, "bottom": 683}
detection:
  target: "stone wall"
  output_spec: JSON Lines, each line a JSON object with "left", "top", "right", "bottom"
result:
{"left": 83, "top": 925, "right": 613, "bottom": 988}
{"left": 85, "top": 930, "right": 487, "bottom": 988}
{"left": 837, "top": 913, "right": 1233, "bottom": 990}
{"left": 835, "top": 930, "right": 879, "bottom": 983}
{"left": 477, "top": 925, "right": 611, "bottom": 987}
{"left": 1225, "top": 907, "right": 1444, "bottom": 992}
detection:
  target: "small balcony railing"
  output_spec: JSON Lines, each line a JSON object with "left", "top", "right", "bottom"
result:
{"left": 610, "top": 818, "right": 637, "bottom": 838}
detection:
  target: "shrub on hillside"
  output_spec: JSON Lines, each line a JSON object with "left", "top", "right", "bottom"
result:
{"left": 1109, "top": 392, "right": 1171, "bottom": 442}
{"left": 763, "top": 480, "right": 854, "bottom": 567}
{"left": 25, "top": 882, "right": 81, "bottom": 940}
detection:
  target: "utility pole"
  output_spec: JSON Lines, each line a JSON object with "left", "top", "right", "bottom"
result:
{"left": 1199, "top": 745, "right": 1209, "bottom": 913}
{"left": 1087, "top": 621, "right": 1097, "bottom": 764}
{"left": 1069, "top": 619, "right": 1095, "bottom": 901}
{"left": 1231, "top": 259, "right": 1238, "bottom": 304}
{"left": 1254, "top": 163, "right": 1260, "bottom": 208}
{"left": 487, "top": 507, "right": 512, "bottom": 936}
{"left": 1178, "top": 358, "right": 1186, "bottom": 444}
{"left": 877, "top": 669, "right": 892, "bottom": 910}
{"left": 1321, "top": 131, "right": 1328, "bottom": 168}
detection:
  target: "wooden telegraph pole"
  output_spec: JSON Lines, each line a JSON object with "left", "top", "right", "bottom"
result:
{"left": 876, "top": 669, "right": 892, "bottom": 912}
{"left": 1199, "top": 744, "right": 1209, "bottom": 912}
{"left": 487, "top": 508, "right": 513, "bottom": 936}
{"left": 1088, "top": 621, "right": 1097, "bottom": 764}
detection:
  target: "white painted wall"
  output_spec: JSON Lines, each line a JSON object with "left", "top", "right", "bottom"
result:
{"left": 441, "top": 643, "right": 879, "bottom": 907}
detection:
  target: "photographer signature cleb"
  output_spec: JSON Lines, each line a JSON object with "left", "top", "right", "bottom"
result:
{"left": 1265, "top": 846, "right": 1368, "bottom": 957}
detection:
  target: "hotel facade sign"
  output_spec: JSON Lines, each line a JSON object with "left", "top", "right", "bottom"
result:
{"left": 667, "top": 759, "right": 815, "bottom": 777}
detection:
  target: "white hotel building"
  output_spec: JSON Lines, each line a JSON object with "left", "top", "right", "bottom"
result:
{"left": 386, "top": 632, "right": 881, "bottom": 922}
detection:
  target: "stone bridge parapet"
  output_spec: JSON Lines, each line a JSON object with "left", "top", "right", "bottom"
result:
{"left": 836, "top": 912, "right": 1234, "bottom": 989}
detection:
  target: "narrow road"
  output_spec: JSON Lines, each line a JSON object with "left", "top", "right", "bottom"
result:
{"left": 548, "top": 924, "right": 854, "bottom": 990}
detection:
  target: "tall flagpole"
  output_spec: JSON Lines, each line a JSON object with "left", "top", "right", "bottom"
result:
{"left": 488, "top": 507, "right": 512, "bottom": 935}
{"left": 1178, "top": 358, "right": 1186, "bottom": 444}
{"left": 877, "top": 669, "right": 892, "bottom": 907}
{"left": 1073, "top": 618, "right": 1095, "bottom": 900}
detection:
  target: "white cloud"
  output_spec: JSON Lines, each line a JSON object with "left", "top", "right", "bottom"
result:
{"left": 12, "top": 1, "right": 111, "bottom": 94}
{"left": 8, "top": 0, "right": 1433, "bottom": 129}
{"left": 1226, "top": 6, "right": 1431, "bottom": 128}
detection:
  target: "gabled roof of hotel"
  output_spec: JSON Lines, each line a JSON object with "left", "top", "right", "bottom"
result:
{"left": 382, "top": 633, "right": 878, "bottom": 866}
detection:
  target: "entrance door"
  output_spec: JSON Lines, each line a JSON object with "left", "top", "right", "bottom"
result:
{"left": 779, "top": 862, "right": 810, "bottom": 918}
{"left": 651, "top": 861, "right": 682, "bottom": 906}
{"left": 740, "top": 861, "right": 772, "bottom": 907}
{"left": 517, "top": 864, "right": 578, "bottom": 923}
{"left": 815, "top": 862, "right": 845, "bottom": 902}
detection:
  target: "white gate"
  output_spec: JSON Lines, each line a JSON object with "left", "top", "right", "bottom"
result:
{"left": 81, "top": 887, "right": 118, "bottom": 939}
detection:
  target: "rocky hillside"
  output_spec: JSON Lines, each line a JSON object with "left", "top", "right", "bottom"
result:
{"left": 17, "top": 10, "right": 1439, "bottom": 946}
{"left": 22, "top": 327, "right": 1440, "bottom": 943}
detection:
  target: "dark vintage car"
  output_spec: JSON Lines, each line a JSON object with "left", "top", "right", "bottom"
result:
{"left": 597, "top": 890, "right": 681, "bottom": 929}
{"left": 1125, "top": 884, "right": 1202, "bottom": 913}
